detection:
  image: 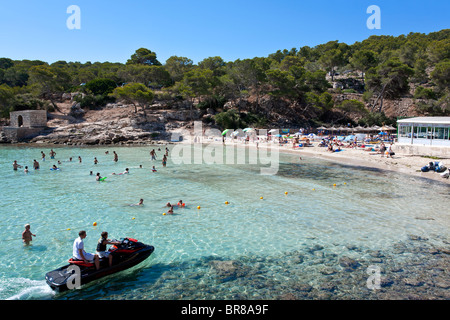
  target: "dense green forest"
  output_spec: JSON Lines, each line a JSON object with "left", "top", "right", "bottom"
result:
{"left": 0, "top": 29, "right": 449, "bottom": 128}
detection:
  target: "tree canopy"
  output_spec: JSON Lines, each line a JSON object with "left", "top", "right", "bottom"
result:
{"left": 0, "top": 28, "right": 449, "bottom": 125}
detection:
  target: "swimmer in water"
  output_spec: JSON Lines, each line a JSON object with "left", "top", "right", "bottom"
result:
{"left": 112, "top": 168, "right": 129, "bottom": 175}
{"left": 177, "top": 200, "right": 185, "bottom": 207}
{"left": 96, "top": 172, "right": 102, "bottom": 181}
{"left": 152, "top": 166, "right": 157, "bottom": 172}
{"left": 130, "top": 199, "right": 144, "bottom": 206}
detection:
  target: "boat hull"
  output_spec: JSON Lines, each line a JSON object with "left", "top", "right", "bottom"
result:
{"left": 45, "top": 244, "right": 154, "bottom": 292}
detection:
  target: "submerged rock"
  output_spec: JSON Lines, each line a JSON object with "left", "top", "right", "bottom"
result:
{"left": 338, "top": 256, "right": 360, "bottom": 271}
{"left": 209, "top": 260, "right": 249, "bottom": 279}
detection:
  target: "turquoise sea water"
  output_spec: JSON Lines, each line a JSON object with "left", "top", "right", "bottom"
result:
{"left": 0, "top": 144, "right": 449, "bottom": 300}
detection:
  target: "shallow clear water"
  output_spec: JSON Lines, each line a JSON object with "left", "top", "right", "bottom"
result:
{"left": 0, "top": 144, "right": 449, "bottom": 300}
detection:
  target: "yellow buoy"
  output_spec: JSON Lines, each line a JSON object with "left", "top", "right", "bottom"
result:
{"left": 225, "top": 201, "right": 229, "bottom": 204}
{"left": 132, "top": 217, "right": 135, "bottom": 220}
{"left": 93, "top": 222, "right": 97, "bottom": 226}
{"left": 197, "top": 206, "right": 201, "bottom": 210}
{"left": 284, "top": 191, "right": 288, "bottom": 195}
{"left": 312, "top": 188, "right": 315, "bottom": 191}
{"left": 344, "top": 182, "right": 347, "bottom": 185}
{"left": 333, "top": 183, "right": 336, "bottom": 187}
{"left": 67, "top": 228, "right": 71, "bottom": 231}
{"left": 163, "top": 212, "right": 166, "bottom": 215}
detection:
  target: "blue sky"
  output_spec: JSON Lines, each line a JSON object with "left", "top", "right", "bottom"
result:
{"left": 0, "top": 0, "right": 448, "bottom": 64}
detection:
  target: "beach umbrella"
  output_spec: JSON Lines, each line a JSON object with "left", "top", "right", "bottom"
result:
{"left": 382, "top": 125, "right": 396, "bottom": 131}
{"left": 243, "top": 128, "right": 255, "bottom": 133}
{"left": 317, "top": 126, "right": 327, "bottom": 130}
{"left": 268, "top": 129, "right": 278, "bottom": 133}
{"left": 344, "top": 135, "right": 356, "bottom": 141}
{"left": 221, "top": 129, "right": 229, "bottom": 136}
{"left": 354, "top": 125, "right": 365, "bottom": 132}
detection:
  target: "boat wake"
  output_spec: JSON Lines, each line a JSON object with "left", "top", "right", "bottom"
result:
{"left": 1, "top": 277, "right": 55, "bottom": 300}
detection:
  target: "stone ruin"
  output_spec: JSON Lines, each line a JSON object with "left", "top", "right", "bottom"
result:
{"left": 2, "top": 110, "right": 47, "bottom": 142}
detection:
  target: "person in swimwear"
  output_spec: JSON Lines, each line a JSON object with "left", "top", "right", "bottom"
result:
{"left": 12, "top": 160, "right": 22, "bottom": 171}
{"left": 130, "top": 199, "right": 144, "bottom": 206}
{"left": 22, "top": 224, "right": 36, "bottom": 245}
{"left": 112, "top": 168, "right": 129, "bottom": 175}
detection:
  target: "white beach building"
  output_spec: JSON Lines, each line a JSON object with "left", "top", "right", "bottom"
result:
{"left": 397, "top": 117, "right": 450, "bottom": 147}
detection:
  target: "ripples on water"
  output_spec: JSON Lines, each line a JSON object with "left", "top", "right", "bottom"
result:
{"left": 0, "top": 144, "right": 448, "bottom": 300}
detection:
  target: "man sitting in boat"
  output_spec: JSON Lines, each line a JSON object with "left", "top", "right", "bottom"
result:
{"left": 96, "top": 232, "right": 121, "bottom": 267}
{"left": 73, "top": 230, "right": 100, "bottom": 270}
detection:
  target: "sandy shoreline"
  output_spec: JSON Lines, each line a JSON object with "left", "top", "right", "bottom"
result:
{"left": 181, "top": 137, "right": 450, "bottom": 185}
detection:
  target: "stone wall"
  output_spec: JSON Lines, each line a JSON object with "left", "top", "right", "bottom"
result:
{"left": 2, "top": 127, "right": 46, "bottom": 142}
{"left": 1, "top": 110, "right": 48, "bottom": 142}
{"left": 396, "top": 143, "right": 450, "bottom": 158}
{"left": 9, "top": 110, "right": 47, "bottom": 127}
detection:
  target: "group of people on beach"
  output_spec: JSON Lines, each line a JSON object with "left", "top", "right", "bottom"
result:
{"left": 317, "top": 136, "right": 395, "bottom": 157}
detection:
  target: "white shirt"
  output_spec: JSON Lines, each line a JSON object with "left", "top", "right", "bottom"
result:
{"left": 73, "top": 237, "right": 85, "bottom": 260}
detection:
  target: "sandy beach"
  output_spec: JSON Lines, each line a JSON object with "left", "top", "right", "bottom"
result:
{"left": 183, "top": 135, "right": 450, "bottom": 185}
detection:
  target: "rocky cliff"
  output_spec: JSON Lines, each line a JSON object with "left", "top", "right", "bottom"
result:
{"left": 0, "top": 90, "right": 427, "bottom": 145}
